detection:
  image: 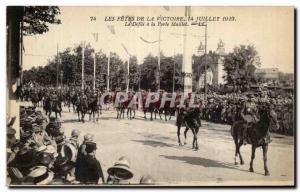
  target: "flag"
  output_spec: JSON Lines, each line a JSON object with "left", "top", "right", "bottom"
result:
{"left": 139, "top": 36, "right": 161, "bottom": 44}
{"left": 92, "top": 33, "right": 98, "bottom": 42}
{"left": 121, "top": 43, "right": 130, "bottom": 56}
{"left": 185, "top": 6, "right": 191, "bottom": 17}
{"left": 163, "top": 6, "right": 170, "bottom": 11}
{"left": 107, "top": 25, "right": 116, "bottom": 35}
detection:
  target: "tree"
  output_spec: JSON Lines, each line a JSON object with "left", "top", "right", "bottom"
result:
{"left": 223, "top": 45, "right": 261, "bottom": 92}
{"left": 22, "top": 6, "right": 61, "bottom": 36}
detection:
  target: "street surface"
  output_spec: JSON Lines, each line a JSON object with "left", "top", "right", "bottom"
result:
{"left": 20, "top": 102, "right": 295, "bottom": 186}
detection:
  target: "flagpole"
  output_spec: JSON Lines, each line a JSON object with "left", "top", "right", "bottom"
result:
{"left": 107, "top": 52, "right": 110, "bottom": 92}
{"left": 56, "top": 44, "right": 59, "bottom": 88}
{"left": 81, "top": 44, "right": 85, "bottom": 91}
{"left": 93, "top": 52, "right": 96, "bottom": 91}
{"left": 158, "top": 25, "right": 161, "bottom": 91}
{"left": 126, "top": 56, "right": 130, "bottom": 92}
{"left": 204, "top": 23, "right": 208, "bottom": 102}
{"left": 173, "top": 50, "right": 175, "bottom": 93}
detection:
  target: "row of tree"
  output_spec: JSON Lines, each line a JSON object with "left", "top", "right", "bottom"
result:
{"left": 23, "top": 43, "right": 263, "bottom": 92}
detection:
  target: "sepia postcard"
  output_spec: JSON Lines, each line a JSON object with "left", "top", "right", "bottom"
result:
{"left": 6, "top": 6, "right": 295, "bottom": 187}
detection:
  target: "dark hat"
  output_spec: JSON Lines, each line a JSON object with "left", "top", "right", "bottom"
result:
{"left": 15, "top": 148, "right": 37, "bottom": 168}
{"left": 55, "top": 134, "right": 66, "bottom": 146}
{"left": 20, "top": 130, "right": 32, "bottom": 140}
{"left": 54, "top": 155, "right": 68, "bottom": 168}
{"left": 85, "top": 142, "right": 97, "bottom": 154}
{"left": 35, "top": 116, "right": 44, "bottom": 124}
{"left": 38, "top": 152, "right": 54, "bottom": 166}
{"left": 59, "top": 162, "right": 74, "bottom": 173}
{"left": 49, "top": 117, "right": 56, "bottom": 122}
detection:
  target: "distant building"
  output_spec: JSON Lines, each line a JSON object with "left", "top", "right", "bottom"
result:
{"left": 197, "top": 40, "right": 226, "bottom": 88}
{"left": 255, "top": 68, "right": 279, "bottom": 79}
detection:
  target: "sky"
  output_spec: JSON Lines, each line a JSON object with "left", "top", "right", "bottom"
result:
{"left": 23, "top": 6, "right": 294, "bottom": 73}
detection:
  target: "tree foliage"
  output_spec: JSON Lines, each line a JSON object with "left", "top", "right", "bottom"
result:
{"left": 23, "top": 46, "right": 184, "bottom": 91}
{"left": 223, "top": 45, "right": 261, "bottom": 91}
{"left": 23, "top": 6, "right": 61, "bottom": 36}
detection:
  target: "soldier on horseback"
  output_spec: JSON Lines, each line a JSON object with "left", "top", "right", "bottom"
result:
{"left": 240, "top": 94, "right": 259, "bottom": 145}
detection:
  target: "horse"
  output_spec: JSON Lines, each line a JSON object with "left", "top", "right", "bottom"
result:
{"left": 43, "top": 95, "right": 62, "bottom": 118}
{"left": 230, "top": 106, "right": 279, "bottom": 176}
{"left": 115, "top": 94, "right": 126, "bottom": 119}
{"left": 142, "top": 94, "right": 159, "bottom": 121}
{"left": 48, "top": 99, "right": 62, "bottom": 118}
{"left": 176, "top": 107, "right": 201, "bottom": 150}
{"left": 76, "top": 95, "right": 88, "bottom": 122}
{"left": 125, "top": 92, "right": 136, "bottom": 120}
{"left": 70, "top": 91, "right": 78, "bottom": 113}
{"left": 157, "top": 93, "right": 178, "bottom": 121}
{"left": 88, "top": 93, "right": 100, "bottom": 122}
{"left": 30, "top": 91, "right": 39, "bottom": 108}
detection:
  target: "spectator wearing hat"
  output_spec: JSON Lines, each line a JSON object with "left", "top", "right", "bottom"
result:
{"left": 107, "top": 156, "right": 134, "bottom": 184}
{"left": 75, "top": 133, "right": 94, "bottom": 182}
{"left": 69, "top": 129, "right": 81, "bottom": 149}
{"left": 45, "top": 117, "right": 64, "bottom": 139}
{"left": 31, "top": 123, "right": 56, "bottom": 149}
{"left": 140, "top": 175, "right": 155, "bottom": 185}
{"left": 77, "top": 142, "right": 105, "bottom": 184}
{"left": 23, "top": 166, "right": 54, "bottom": 185}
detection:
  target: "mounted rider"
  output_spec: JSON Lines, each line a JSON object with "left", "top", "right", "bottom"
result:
{"left": 241, "top": 94, "right": 259, "bottom": 145}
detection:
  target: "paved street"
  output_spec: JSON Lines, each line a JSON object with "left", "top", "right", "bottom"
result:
{"left": 21, "top": 102, "right": 294, "bottom": 186}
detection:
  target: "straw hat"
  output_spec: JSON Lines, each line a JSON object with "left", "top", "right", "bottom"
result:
{"left": 26, "top": 166, "right": 54, "bottom": 185}
{"left": 140, "top": 175, "right": 155, "bottom": 185}
{"left": 71, "top": 129, "right": 80, "bottom": 138}
{"left": 84, "top": 133, "right": 94, "bottom": 142}
{"left": 107, "top": 156, "right": 133, "bottom": 180}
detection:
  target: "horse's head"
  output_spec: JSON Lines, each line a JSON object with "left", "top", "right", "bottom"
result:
{"left": 260, "top": 105, "right": 279, "bottom": 131}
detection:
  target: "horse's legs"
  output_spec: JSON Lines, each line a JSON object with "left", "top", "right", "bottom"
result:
{"left": 234, "top": 137, "right": 239, "bottom": 165}
{"left": 184, "top": 127, "right": 189, "bottom": 145}
{"left": 165, "top": 109, "right": 168, "bottom": 121}
{"left": 195, "top": 127, "right": 200, "bottom": 149}
{"left": 237, "top": 140, "right": 245, "bottom": 165}
{"left": 122, "top": 108, "right": 125, "bottom": 119}
{"left": 127, "top": 108, "right": 129, "bottom": 119}
{"left": 150, "top": 110, "right": 153, "bottom": 121}
{"left": 157, "top": 109, "right": 162, "bottom": 120}
{"left": 97, "top": 108, "right": 100, "bottom": 121}
{"left": 249, "top": 145, "right": 256, "bottom": 172}
{"left": 177, "top": 125, "right": 183, "bottom": 146}
{"left": 77, "top": 110, "right": 80, "bottom": 121}
{"left": 82, "top": 112, "right": 85, "bottom": 123}
{"left": 169, "top": 109, "right": 173, "bottom": 120}
{"left": 262, "top": 144, "right": 270, "bottom": 176}
{"left": 190, "top": 127, "right": 198, "bottom": 150}
{"left": 129, "top": 108, "right": 132, "bottom": 120}
{"left": 143, "top": 110, "right": 147, "bottom": 119}
{"left": 93, "top": 111, "right": 95, "bottom": 122}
